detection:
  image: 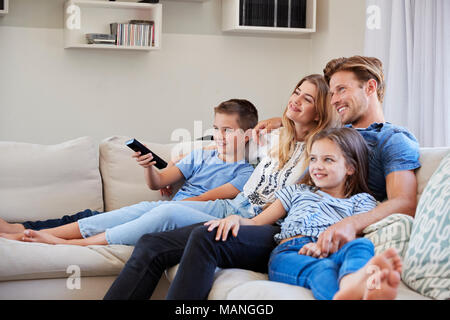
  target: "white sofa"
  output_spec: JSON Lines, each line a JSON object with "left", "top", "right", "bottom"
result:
{"left": 0, "top": 136, "right": 448, "bottom": 300}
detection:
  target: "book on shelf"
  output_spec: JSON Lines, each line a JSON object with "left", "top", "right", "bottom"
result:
{"left": 110, "top": 20, "right": 155, "bottom": 47}
{"left": 239, "top": 0, "right": 306, "bottom": 28}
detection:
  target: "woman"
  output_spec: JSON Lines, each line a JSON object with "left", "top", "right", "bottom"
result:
{"left": 104, "top": 74, "right": 340, "bottom": 299}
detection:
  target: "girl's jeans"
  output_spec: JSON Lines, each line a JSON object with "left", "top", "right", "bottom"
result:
{"left": 78, "top": 193, "right": 252, "bottom": 245}
{"left": 268, "top": 237, "right": 375, "bottom": 300}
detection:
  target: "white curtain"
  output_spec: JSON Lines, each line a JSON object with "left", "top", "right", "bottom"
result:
{"left": 364, "top": 0, "right": 450, "bottom": 147}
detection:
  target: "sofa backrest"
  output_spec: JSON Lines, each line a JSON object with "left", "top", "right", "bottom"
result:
{"left": 0, "top": 137, "right": 104, "bottom": 223}
{"left": 0, "top": 136, "right": 448, "bottom": 223}
{"left": 415, "top": 147, "right": 450, "bottom": 203}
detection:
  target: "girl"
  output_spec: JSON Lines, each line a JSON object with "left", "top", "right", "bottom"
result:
{"left": 206, "top": 127, "right": 402, "bottom": 300}
{"left": 103, "top": 74, "right": 340, "bottom": 299}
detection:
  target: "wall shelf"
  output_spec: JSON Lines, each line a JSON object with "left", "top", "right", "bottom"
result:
{"left": 64, "top": 0, "right": 162, "bottom": 51}
{"left": 0, "top": 0, "right": 9, "bottom": 16}
{"left": 222, "top": 0, "right": 316, "bottom": 35}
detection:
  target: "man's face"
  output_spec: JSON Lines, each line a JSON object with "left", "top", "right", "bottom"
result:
{"left": 329, "top": 71, "right": 369, "bottom": 125}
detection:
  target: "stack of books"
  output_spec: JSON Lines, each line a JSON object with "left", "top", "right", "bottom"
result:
{"left": 239, "top": 0, "right": 307, "bottom": 28}
{"left": 110, "top": 20, "right": 155, "bottom": 47}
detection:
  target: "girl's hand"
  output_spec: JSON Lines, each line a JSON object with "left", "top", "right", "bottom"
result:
{"left": 298, "top": 242, "right": 322, "bottom": 258}
{"left": 204, "top": 215, "right": 241, "bottom": 241}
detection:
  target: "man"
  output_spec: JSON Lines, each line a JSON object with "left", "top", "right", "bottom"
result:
{"left": 104, "top": 56, "right": 421, "bottom": 300}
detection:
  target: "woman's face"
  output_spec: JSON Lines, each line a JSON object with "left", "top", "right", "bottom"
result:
{"left": 285, "top": 81, "right": 319, "bottom": 126}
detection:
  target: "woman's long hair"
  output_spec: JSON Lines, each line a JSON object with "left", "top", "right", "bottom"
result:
{"left": 272, "top": 74, "right": 340, "bottom": 171}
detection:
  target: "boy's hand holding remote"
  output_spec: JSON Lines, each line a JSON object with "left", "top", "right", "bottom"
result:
{"left": 132, "top": 148, "right": 157, "bottom": 168}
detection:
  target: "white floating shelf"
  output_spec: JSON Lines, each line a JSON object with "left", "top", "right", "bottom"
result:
{"left": 64, "top": 0, "right": 162, "bottom": 51}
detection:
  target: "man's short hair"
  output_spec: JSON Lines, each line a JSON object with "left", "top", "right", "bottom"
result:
{"left": 323, "top": 56, "right": 386, "bottom": 103}
{"left": 214, "top": 99, "right": 259, "bottom": 131}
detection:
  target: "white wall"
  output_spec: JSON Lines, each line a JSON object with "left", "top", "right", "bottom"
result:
{"left": 0, "top": 0, "right": 365, "bottom": 145}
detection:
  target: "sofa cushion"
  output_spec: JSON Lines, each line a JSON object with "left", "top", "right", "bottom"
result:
{"left": 402, "top": 151, "right": 450, "bottom": 300}
{"left": 363, "top": 214, "right": 414, "bottom": 258}
{"left": 0, "top": 137, "right": 103, "bottom": 223}
{"left": 100, "top": 136, "right": 212, "bottom": 211}
{"left": 416, "top": 147, "right": 450, "bottom": 203}
{"left": 0, "top": 238, "right": 133, "bottom": 281}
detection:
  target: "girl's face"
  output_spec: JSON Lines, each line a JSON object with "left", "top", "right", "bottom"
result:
{"left": 308, "top": 138, "right": 355, "bottom": 198}
{"left": 285, "top": 81, "right": 319, "bottom": 126}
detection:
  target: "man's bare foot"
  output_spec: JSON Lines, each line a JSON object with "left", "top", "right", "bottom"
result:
{"left": 0, "top": 232, "right": 25, "bottom": 241}
{"left": 22, "top": 229, "right": 67, "bottom": 245}
{"left": 333, "top": 248, "right": 402, "bottom": 300}
{"left": 0, "top": 218, "right": 25, "bottom": 234}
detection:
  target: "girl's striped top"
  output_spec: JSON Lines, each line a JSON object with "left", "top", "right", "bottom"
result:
{"left": 274, "top": 184, "right": 377, "bottom": 242}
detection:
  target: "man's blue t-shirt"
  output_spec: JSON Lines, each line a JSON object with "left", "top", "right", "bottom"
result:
{"left": 346, "top": 122, "right": 421, "bottom": 201}
{"left": 172, "top": 149, "right": 254, "bottom": 201}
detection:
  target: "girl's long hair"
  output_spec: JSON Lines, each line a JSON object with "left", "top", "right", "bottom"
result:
{"left": 272, "top": 74, "right": 340, "bottom": 171}
{"left": 299, "top": 127, "right": 373, "bottom": 198}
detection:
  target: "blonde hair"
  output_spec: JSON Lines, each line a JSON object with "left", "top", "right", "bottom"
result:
{"left": 271, "top": 74, "right": 340, "bottom": 171}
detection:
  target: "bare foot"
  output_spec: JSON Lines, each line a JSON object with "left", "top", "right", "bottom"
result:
{"left": 363, "top": 268, "right": 401, "bottom": 300}
{"left": 333, "top": 248, "right": 402, "bottom": 300}
{"left": 0, "top": 218, "right": 25, "bottom": 234}
{"left": 22, "top": 229, "right": 67, "bottom": 245}
{"left": 0, "top": 232, "right": 25, "bottom": 241}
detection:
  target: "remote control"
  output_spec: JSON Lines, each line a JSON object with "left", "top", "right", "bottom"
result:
{"left": 126, "top": 138, "right": 168, "bottom": 170}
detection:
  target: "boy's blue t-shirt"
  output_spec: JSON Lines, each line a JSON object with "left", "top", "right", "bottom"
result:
{"left": 172, "top": 149, "right": 254, "bottom": 201}
{"left": 346, "top": 122, "right": 421, "bottom": 201}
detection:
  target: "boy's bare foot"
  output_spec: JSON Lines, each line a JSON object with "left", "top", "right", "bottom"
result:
{"left": 0, "top": 218, "right": 25, "bottom": 234}
{"left": 22, "top": 229, "right": 67, "bottom": 245}
{"left": 334, "top": 248, "right": 402, "bottom": 300}
{"left": 0, "top": 232, "right": 25, "bottom": 241}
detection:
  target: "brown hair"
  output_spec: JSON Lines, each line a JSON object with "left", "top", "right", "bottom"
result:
{"left": 323, "top": 56, "right": 386, "bottom": 103}
{"left": 299, "top": 127, "right": 372, "bottom": 198}
{"left": 214, "top": 99, "right": 258, "bottom": 131}
{"left": 273, "top": 74, "right": 341, "bottom": 170}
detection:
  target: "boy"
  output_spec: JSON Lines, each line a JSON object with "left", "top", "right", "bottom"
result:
{"left": 0, "top": 99, "right": 258, "bottom": 246}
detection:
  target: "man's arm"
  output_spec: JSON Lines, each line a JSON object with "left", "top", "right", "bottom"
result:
{"left": 181, "top": 183, "right": 241, "bottom": 202}
{"left": 317, "top": 169, "right": 418, "bottom": 257}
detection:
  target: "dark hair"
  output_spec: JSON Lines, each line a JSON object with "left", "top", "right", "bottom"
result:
{"left": 300, "top": 127, "right": 372, "bottom": 198}
{"left": 214, "top": 99, "right": 258, "bottom": 131}
{"left": 323, "top": 56, "right": 385, "bottom": 103}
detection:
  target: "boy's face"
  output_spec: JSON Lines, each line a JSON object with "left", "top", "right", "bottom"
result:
{"left": 213, "top": 112, "right": 247, "bottom": 157}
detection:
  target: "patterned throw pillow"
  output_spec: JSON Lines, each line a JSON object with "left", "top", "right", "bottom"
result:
{"left": 402, "top": 152, "right": 450, "bottom": 300}
{"left": 363, "top": 213, "right": 414, "bottom": 258}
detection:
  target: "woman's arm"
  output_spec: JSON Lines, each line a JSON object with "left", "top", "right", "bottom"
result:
{"left": 204, "top": 199, "right": 287, "bottom": 241}
{"left": 181, "top": 183, "right": 241, "bottom": 202}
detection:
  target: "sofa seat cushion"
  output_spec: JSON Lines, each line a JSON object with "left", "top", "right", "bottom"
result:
{"left": 225, "top": 278, "right": 429, "bottom": 300}
{"left": 0, "top": 238, "right": 133, "bottom": 281}
{"left": 166, "top": 263, "right": 428, "bottom": 300}
{"left": 0, "top": 137, "right": 103, "bottom": 223}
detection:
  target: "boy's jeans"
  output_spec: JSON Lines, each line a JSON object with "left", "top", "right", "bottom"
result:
{"left": 268, "top": 237, "right": 375, "bottom": 300}
{"left": 78, "top": 193, "right": 252, "bottom": 245}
